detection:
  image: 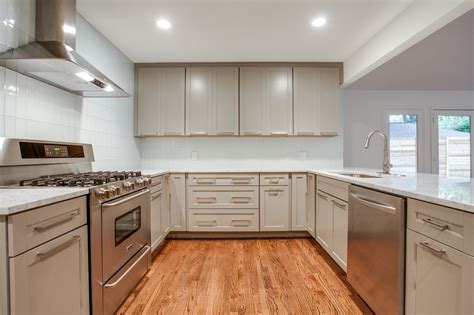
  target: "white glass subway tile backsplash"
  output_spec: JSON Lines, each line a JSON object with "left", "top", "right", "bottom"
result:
{"left": 0, "top": 3, "right": 140, "bottom": 170}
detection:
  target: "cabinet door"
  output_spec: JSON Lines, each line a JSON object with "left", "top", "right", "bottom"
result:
{"left": 307, "top": 174, "right": 316, "bottom": 238}
{"left": 240, "top": 67, "right": 266, "bottom": 136}
{"left": 406, "top": 229, "right": 474, "bottom": 315}
{"left": 319, "top": 68, "right": 341, "bottom": 135}
{"left": 150, "top": 191, "right": 163, "bottom": 251}
{"left": 331, "top": 199, "right": 348, "bottom": 271}
{"left": 213, "top": 67, "right": 239, "bottom": 136}
{"left": 186, "top": 68, "right": 213, "bottom": 135}
{"left": 161, "top": 68, "right": 185, "bottom": 136}
{"left": 161, "top": 175, "right": 171, "bottom": 235}
{"left": 316, "top": 190, "right": 332, "bottom": 252}
{"left": 137, "top": 68, "right": 161, "bottom": 136}
{"left": 9, "top": 226, "right": 89, "bottom": 315}
{"left": 170, "top": 174, "right": 186, "bottom": 231}
{"left": 266, "top": 67, "right": 293, "bottom": 136}
{"left": 291, "top": 174, "right": 307, "bottom": 231}
{"left": 260, "top": 186, "right": 290, "bottom": 231}
{"left": 293, "top": 67, "right": 320, "bottom": 136}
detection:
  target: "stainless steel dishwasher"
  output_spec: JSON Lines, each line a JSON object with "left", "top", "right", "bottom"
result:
{"left": 348, "top": 185, "right": 406, "bottom": 315}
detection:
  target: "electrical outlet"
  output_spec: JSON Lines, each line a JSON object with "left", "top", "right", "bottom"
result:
{"left": 299, "top": 151, "right": 307, "bottom": 160}
{"left": 191, "top": 151, "right": 198, "bottom": 160}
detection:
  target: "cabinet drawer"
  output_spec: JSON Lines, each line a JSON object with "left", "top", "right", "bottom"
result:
{"left": 188, "top": 186, "right": 259, "bottom": 209}
{"left": 317, "top": 176, "right": 349, "bottom": 202}
{"left": 8, "top": 196, "right": 87, "bottom": 257}
{"left": 188, "top": 210, "right": 259, "bottom": 231}
{"left": 150, "top": 176, "right": 163, "bottom": 194}
{"left": 188, "top": 173, "right": 259, "bottom": 186}
{"left": 408, "top": 199, "right": 474, "bottom": 255}
{"left": 260, "top": 173, "right": 289, "bottom": 186}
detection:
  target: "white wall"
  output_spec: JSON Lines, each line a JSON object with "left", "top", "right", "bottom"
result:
{"left": 343, "top": 90, "right": 474, "bottom": 172}
{"left": 0, "top": 1, "right": 140, "bottom": 170}
{"left": 141, "top": 137, "right": 343, "bottom": 170}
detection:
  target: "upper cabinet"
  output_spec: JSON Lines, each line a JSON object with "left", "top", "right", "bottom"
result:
{"left": 240, "top": 67, "right": 293, "bottom": 136}
{"left": 136, "top": 64, "right": 341, "bottom": 137}
{"left": 186, "top": 67, "right": 239, "bottom": 136}
{"left": 136, "top": 67, "right": 185, "bottom": 136}
{"left": 294, "top": 67, "right": 341, "bottom": 136}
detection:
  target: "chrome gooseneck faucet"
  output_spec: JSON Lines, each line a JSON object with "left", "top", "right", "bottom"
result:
{"left": 364, "top": 130, "right": 392, "bottom": 174}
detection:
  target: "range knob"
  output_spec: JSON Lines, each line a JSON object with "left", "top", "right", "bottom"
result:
{"left": 96, "top": 188, "right": 106, "bottom": 200}
{"left": 123, "top": 181, "right": 135, "bottom": 191}
{"left": 136, "top": 178, "right": 144, "bottom": 187}
{"left": 143, "top": 177, "right": 151, "bottom": 185}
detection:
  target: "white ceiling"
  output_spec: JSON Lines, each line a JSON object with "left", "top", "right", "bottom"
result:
{"left": 77, "top": 0, "right": 413, "bottom": 63}
{"left": 347, "top": 9, "right": 474, "bottom": 90}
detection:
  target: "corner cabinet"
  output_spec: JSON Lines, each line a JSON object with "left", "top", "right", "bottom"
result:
{"left": 294, "top": 67, "right": 341, "bottom": 136}
{"left": 136, "top": 67, "right": 185, "bottom": 136}
{"left": 186, "top": 67, "right": 239, "bottom": 136}
{"left": 240, "top": 67, "right": 293, "bottom": 136}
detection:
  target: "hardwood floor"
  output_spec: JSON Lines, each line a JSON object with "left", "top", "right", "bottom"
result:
{"left": 117, "top": 238, "right": 372, "bottom": 315}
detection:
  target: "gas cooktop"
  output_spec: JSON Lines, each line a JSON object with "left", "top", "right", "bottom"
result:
{"left": 19, "top": 171, "right": 143, "bottom": 187}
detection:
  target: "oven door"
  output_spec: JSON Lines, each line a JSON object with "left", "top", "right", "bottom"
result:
{"left": 101, "top": 189, "right": 150, "bottom": 281}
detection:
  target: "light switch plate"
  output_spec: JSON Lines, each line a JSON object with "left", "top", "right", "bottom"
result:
{"left": 191, "top": 151, "right": 198, "bottom": 160}
{"left": 299, "top": 151, "right": 307, "bottom": 160}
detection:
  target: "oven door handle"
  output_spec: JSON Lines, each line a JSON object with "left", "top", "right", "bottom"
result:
{"left": 103, "top": 245, "right": 151, "bottom": 288}
{"left": 102, "top": 189, "right": 149, "bottom": 208}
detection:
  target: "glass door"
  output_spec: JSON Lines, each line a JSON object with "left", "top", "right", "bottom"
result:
{"left": 432, "top": 111, "right": 473, "bottom": 178}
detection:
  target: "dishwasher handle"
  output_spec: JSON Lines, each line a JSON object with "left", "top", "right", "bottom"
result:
{"left": 350, "top": 192, "right": 397, "bottom": 215}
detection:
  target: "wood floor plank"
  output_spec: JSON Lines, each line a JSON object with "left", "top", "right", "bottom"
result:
{"left": 117, "top": 238, "right": 373, "bottom": 315}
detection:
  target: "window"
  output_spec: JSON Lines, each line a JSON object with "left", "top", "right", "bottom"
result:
{"left": 384, "top": 111, "right": 424, "bottom": 174}
{"left": 433, "top": 111, "right": 473, "bottom": 178}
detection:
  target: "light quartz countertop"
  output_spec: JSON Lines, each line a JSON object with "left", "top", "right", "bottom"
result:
{"left": 1, "top": 168, "right": 472, "bottom": 216}
{"left": 0, "top": 187, "right": 90, "bottom": 215}
{"left": 142, "top": 168, "right": 474, "bottom": 213}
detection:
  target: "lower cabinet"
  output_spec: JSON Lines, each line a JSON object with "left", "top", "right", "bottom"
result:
{"left": 406, "top": 230, "right": 474, "bottom": 315}
{"left": 260, "top": 186, "right": 290, "bottom": 231}
{"left": 291, "top": 173, "right": 308, "bottom": 231}
{"left": 188, "top": 210, "right": 259, "bottom": 232}
{"left": 150, "top": 191, "right": 164, "bottom": 251}
{"left": 307, "top": 174, "right": 316, "bottom": 238}
{"left": 170, "top": 174, "right": 187, "bottom": 231}
{"left": 9, "top": 226, "right": 89, "bottom": 315}
{"left": 316, "top": 189, "right": 348, "bottom": 271}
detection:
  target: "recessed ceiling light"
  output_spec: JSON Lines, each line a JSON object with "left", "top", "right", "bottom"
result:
{"left": 156, "top": 19, "right": 172, "bottom": 30}
{"left": 311, "top": 17, "right": 327, "bottom": 28}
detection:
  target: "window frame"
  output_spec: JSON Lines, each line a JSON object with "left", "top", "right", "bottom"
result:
{"left": 431, "top": 109, "right": 474, "bottom": 178}
{"left": 383, "top": 109, "right": 425, "bottom": 174}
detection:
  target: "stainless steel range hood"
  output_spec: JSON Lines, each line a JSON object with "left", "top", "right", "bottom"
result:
{"left": 0, "top": 0, "right": 130, "bottom": 98}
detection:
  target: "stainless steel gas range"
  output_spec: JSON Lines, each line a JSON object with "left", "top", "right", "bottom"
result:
{"left": 0, "top": 138, "right": 152, "bottom": 314}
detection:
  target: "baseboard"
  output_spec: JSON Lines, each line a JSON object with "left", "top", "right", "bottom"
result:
{"left": 167, "top": 231, "right": 311, "bottom": 239}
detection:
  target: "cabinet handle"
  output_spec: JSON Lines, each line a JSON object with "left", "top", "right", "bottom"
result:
{"left": 32, "top": 235, "right": 81, "bottom": 264}
{"left": 317, "top": 192, "right": 327, "bottom": 200}
{"left": 296, "top": 132, "right": 315, "bottom": 136}
{"left": 269, "top": 178, "right": 280, "bottom": 184}
{"left": 243, "top": 132, "right": 262, "bottom": 136}
{"left": 320, "top": 132, "right": 338, "bottom": 136}
{"left": 196, "top": 197, "right": 217, "bottom": 204}
{"left": 331, "top": 200, "right": 347, "bottom": 209}
{"left": 196, "top": 178, "right": 216, "bottom": 184}
{"left": 151, "top": 192, "right": 162, "bottom": 201}
{"left": 232, "top": 220, "right": 251, "bottom": 226}
{"left": 419, "top": 242, "right": 446, "bottom": 255}
{"left": 231, "top": 196, "right": 251, "bottom": 204}
{"left": 197, "top": 220, "right": 217, "bottom": 226}
{"left": 216, "top": 131, "right": 235, "bottom": 135}
{"left": 190, "top": 132, "right": 208, "bottom": 136}
{"left": 33, "top": 209, "right": 80, "bottom": 233}
{"left": 420, "top": 217, "right": 449, "bottom": 230}
{"left": 270, "top": 131, "right": 289, "bottom": 136}
{"left": 232, "top": 178, "right": 251, "bottom": 184}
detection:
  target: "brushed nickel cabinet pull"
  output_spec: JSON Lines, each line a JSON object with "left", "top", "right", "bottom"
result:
{"left": 33, "top": 209, "right": 80, "bottom": 233}
{"left": 231, "top": 196, "right": 251, "bottom": 204}
{"left": 196, "top": 178, "right": 216, "bottom": 184}
{"left": 317, "top": 192, "right": 328, "bottom": 200}
{"left": 196, "top": 197, "right": 217, "bottom": 204}
{"left": 151, "top": 192, "right": 162, "bottom": 201}
{"left": 270, "top": 131, "right": 289, "bottom": 136}
{"left": 231, "top": 178, "right": 251, "bottom": 184}
{"left": 419, "top": 242, "right": 446, "bottom": 255}
{"left": 33, "top": 235, "right": 81, "bottom": 264}
{"left": 232, "top": 220, "right": 251, "bottom": 226}
{"left": 296, "top": 132, "right": 315, "bottom": 136}
{"left": 320, "top": 131, "right": 338, "bottom": 136}
{"left": 331, "top": 200, "right": 347, "bottom": 209}
{"left": 197, "top": 220, "right": 217, "bottom": 226}
{"left": 421, "top": 217, "right": 449, "bottom": 230}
